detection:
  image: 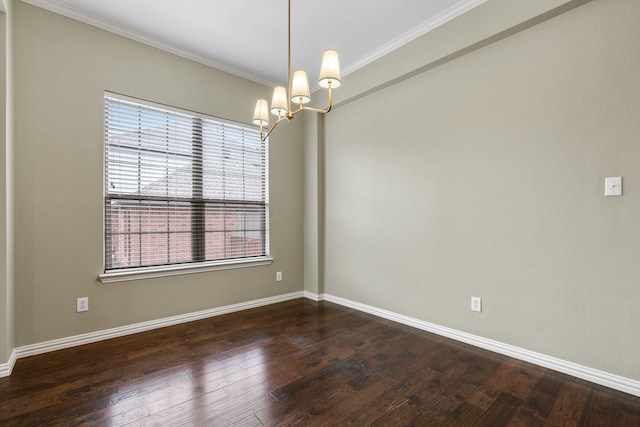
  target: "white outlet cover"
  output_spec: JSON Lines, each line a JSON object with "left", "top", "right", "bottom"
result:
{"left": 77, "top": 297, "right": 89, "bottom": 312}
{"left": 605, "top": 177, "right": 622, "bottom": 197}
{"left": 471, "top": 297, "right": 482, "bottom": 313}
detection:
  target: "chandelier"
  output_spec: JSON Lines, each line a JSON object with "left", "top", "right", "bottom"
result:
{"left": 252, "top": 0, "right": 341, "bottom": 141}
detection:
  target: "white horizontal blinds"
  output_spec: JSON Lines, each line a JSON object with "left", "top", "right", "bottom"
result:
{"left": 104, "top": 94, "right": 267, "bottom": 271}
{"left": 201, "top": 120, "right": 267, "bottom": 260}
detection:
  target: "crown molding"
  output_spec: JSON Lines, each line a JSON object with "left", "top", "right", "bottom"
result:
{"left": 20, "top": 0, "right": 278, "bottom": 87}
{"left": 343, "top": 0, "right": 488, "bottom": 76}
{"left": 21, "top": 0, "right": 486, "bottom": 88}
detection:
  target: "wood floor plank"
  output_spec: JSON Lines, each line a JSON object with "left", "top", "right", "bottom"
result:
{"left": 538, "top": 376, "right": 591, "bottom": 426}
{"left": 473, "top": 392, "right": 524, "bottom": 426}
{"left": 1, "top": 299, "right": 638, "bottom": 426}
{"left": 440, "top": 400, "right": 486, "bottom": 426}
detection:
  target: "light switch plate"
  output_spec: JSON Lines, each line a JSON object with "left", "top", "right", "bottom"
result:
{"left": 605, "top": 177, "right": 622, "bottom": 197}
{"left": 471, "top": 297, "right": 482, "bottom": 313}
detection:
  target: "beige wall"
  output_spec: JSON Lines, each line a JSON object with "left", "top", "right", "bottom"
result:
{"left": 323, "top": 0, "right": 640, "bottom": 381}
{"left": 13, "top": 1, "right": 303, "bottom": 346}
{"left": 6, "top": 0, "right": 640, "bottom": 388}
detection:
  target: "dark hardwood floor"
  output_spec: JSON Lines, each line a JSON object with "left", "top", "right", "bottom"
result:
{"left": 1, "top": 299, "right": 639, "bottom": 426}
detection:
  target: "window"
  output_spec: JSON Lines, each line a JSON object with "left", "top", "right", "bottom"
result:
{"left": 102, "top": 93, "right": 269, "bottom": 280}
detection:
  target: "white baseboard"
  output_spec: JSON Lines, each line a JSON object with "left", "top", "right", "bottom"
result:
{"left": 13, "top": 291, "right": 305, "bottom": 361}
{"left": 5, "top": 290, "right": 640, "bottom": 399}
{"left": 303, "top": 291, "right": 324, "bottom": 301}
{"left": 321, "top": 293, "right": 640, "bottom": 398}
{"left": 0, "top": 349, "right": 16, "bottom": 378}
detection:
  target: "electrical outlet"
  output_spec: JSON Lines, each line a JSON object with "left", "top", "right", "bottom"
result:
{"left": 605, "top": 177, "right": 622, "bottom": 197}
{"left": 276, "top": 271, "right": 283, "bottom": 282}
{"left": 77, "top": 297, "right": 89, "bottom": 312}
{"left": 471, "top": 297, "right": 482, "bottom": 313}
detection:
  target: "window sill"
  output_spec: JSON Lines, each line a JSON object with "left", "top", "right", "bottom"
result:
{"left": 99, "top": 257, "right": 274, "bottom": 283}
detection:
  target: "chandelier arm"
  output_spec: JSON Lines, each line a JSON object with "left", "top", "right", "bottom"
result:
{"left": 261, "top": 115, "right": 288, "bottom": 141}
{"left": 299, "top": 86, "right": 334, "bottom": 114}
{"left": 300, "top": 106, "right": 331, "bottom": 114}
{"left": 290, "top": 104, "right": 305, "bottom": 115}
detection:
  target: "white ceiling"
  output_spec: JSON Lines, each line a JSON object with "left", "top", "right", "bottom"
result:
{"left": 25, "top": 0, "right": 486, "bottom": 88}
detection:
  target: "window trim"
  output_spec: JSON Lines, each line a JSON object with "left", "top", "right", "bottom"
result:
{"left": 101, "top": 91, "right": 270, "bottom": 282}
{"left": 99, "top": 256, "right": 273, "bottom": 283}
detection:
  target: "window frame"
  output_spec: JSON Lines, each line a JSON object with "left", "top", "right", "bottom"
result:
{"left": 100, "top": 92, "right": 271, "bottom": 283}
